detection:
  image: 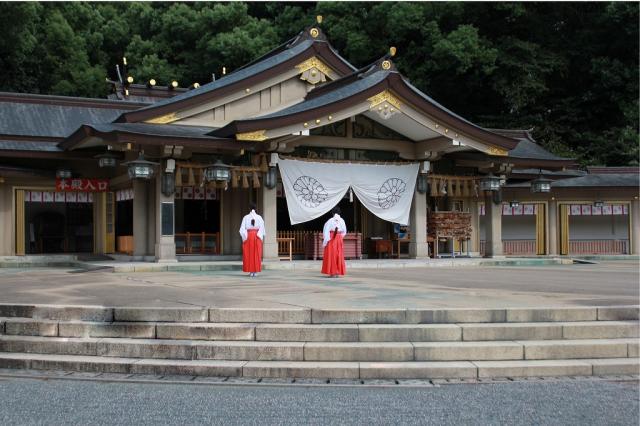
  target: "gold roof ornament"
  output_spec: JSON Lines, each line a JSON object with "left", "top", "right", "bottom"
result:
{"left": 488, "top": 146, "right": 509, "bottom": 156}
{"left": 368, "top": 90, "right": 402, "bottom": 110}
{"left": 390, "top": 46, "right": 397, "bottom": 57}
{"left": 145, "top": 112, "right": 178, "bottom": 124}
{"left": 296, "top": 57, "right": 332, "bottom": 76}
{"left": 310, "top": 28, "right": 319, "bottom": 38}
{"left": 381, "top": 60, "right": 392, "bottom": 70}
{"left": 236, "top": 130, "right": 268, "bottom": 141}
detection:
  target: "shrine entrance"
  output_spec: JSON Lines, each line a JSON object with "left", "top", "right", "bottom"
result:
{"left": 18, "top": 189, "right": 94, "bottom": 254}
{"left": 174, "top": 186, "right": 221, "bottom": 255}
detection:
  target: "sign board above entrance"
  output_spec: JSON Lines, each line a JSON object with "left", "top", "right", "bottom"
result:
{"left": 56, "top": 178, "right": 109, "bottom": 192}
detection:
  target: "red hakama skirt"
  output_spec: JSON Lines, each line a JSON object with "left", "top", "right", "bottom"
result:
{"left": 242, "top": 229, "right": 262, "bottom": 273}
{"left": 321, "top": 231, "right": 346, "bottom": 276}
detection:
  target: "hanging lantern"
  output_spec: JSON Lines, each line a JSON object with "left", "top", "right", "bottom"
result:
{"left": 123, "top": 153, "right": 158, "bottom": 180}
{"left": 55, "top": 168, "right": 72, "bottom": 179}
{"left": 264, "top": 167, "right": 277, "bottom": 189}
{"left": 510, "top": 200, "right": 520, "bottom": 208}
{"left": 416, "top": 174, "right": 428, "bottom": 194}
{"left": 479, "top": 174, "right": 501, "bottom": 192}
{"left": 161, "top": 172, "right": 175, "bottom": 196}
{"left": 593, "top": 200, "right": 604, "bottom": 208}
{"left": 530, "top": 173, "right": 551, "bottom": 193}
{"left": 204, "top": 159, "right": 231, "bottom": 182}
{"left": 95, "top": 153, "right": 118, "bottom": 168}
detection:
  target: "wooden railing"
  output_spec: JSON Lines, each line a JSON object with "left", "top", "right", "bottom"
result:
{"left": 480, "top": 240, "right": 536, "bottom": 256}
{"left": 276, "top": 230, "right": 316, "bottom": 256}
{"left": 503, "top": 240, "right": 536, "bottom": 255}
{"left": 175, "top": 232, "right": 220, "bottom": 255}
{"left": 569, "top": 239, "right": 628, "bottom": 255}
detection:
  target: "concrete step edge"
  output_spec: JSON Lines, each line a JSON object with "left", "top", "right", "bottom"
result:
{"left": 0, "top": 353, "right": 637, "bottom": 379}
{"left": 0, "top": 336, "right": 636, "bottom": 362}
{"left": 1, "top": 305, "right": 637, "bottom": 323}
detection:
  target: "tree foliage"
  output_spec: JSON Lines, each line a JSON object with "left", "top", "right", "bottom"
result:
{"left": 0, "top": 2, "right": 637, "bottom": 166}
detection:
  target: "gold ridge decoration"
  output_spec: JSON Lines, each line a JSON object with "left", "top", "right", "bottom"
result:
{"left": 296, "top": 57, "right": 332, "bottom": 76}
{"left": 236, "top": 130, "right": 268, "bottom": 141}
{"left": 309, "top": 28, "right": 320, "bottom": 38}
{"left": 368, "top": 90, "right": 402, "bottom": 110}
{"left": 381, "top": 60, "right": 392, "bottom": 70}
{"left": 487, "top": 146, "right": 509, "bottom": 156}
{"left": 145, "top": 112, "right": 178, "bottom": 124}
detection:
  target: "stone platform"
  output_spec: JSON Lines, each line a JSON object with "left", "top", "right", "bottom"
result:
{"left": 0, "top": 260, "right": 637, "bottom": 380}
{"left": 0, "top": 260, "right": 637, "bottom": 309}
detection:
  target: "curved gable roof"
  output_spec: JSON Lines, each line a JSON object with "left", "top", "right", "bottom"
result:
{"left": 116, "top": 28, "right": 356, "bottom": 124}
{"left": 210, "top": 59, "right": 519, "bottom": 151}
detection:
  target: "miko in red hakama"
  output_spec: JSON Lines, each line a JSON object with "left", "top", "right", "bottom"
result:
{"left": 321, "top": 230, "right": 346, "bottom": 276}
{"left": 242, "top": 229, "right": 262, "bottom": 273}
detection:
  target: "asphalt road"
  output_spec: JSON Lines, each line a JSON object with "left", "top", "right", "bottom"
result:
{"left": 0, "top": 377, "right": 637, "bottom": 425}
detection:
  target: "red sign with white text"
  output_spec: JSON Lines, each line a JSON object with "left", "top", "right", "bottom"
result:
{"left": 56, "top": 178, "right": 109, "bottom": 192}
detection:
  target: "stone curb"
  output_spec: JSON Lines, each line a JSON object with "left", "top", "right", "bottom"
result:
{"left": 0, "top": 304, "right": 637, "bottom": 323}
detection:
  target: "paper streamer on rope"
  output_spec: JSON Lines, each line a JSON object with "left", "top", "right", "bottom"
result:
{"left": 278, "top": 158, "right": 419, "bottom": 225}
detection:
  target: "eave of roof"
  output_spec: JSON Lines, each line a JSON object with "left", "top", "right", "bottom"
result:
{"left": 0, "top": 92, "right": 147, "bottom": 109}
{"left": 61, "top": 123, "right": 254, "bottom": 151}
{"left": 506, "top": 173, "right": 639, "bottom": 188}
{"left": 116, "top": 32, "right": 356, "bottom": 124}
{"left": 0, "top": 164, "right": 52, "bottom": 178}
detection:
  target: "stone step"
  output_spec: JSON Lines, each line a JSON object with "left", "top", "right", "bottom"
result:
{"left": 0, "top": 353, "right": 636, "bottom": 379}
{"left": 519, "top": 338, "right": 637, "bottom": 360}
{"left": 2, "top": 318, "right": 638, "bottom": 343}
{"left": 156, "top": 323, "right": 255, "bottom": 341}
{"left": 474, "top": 359, "right": 639, "bottom": 378}
{"left": 1, "top": 335, "right": 636, "bottom": 362}
{"left": 460, "top": 321, "right": 639, "bottom": 341}
{"left": 1, "top": 304, "right": 637, "bottom": 324}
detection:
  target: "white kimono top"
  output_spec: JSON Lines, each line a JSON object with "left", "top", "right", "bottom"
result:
{"left": 239, "top": 210, "right": 265, "bottom": 242}
{"left": 322, "top": 214, "right": 347, "bottom": 247}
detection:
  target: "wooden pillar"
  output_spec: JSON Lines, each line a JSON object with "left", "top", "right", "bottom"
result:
{"left": 547, "top": 200, "right": 558, "bottom": 255}
{"left": 631, "top": 199, "right": 640, "bottom": 255}
{"left": 468, "top": 200, "right": 480, "bottom": 255}
{"left": 132, "top": 179, "right": 148, "bottom": 257}
{"left": 535, "top": 203, "right": 546, "bottom": 255}
{"left": 154, "top": 171, "right": 176, "bottom": 262}
{"left": 258, "top": 182, "right": 278, "bottom": 260}
{"left": 559, "top": 204, "right": 569, "bottom": 255}
{"left": 409, "top": 189, "right": 428, "bottom": 258}
{"left": 15, "top": 189, "right": 25, "bottom": 256}
{"left": 483, "top": 192, "right": 503, "bottom": 257}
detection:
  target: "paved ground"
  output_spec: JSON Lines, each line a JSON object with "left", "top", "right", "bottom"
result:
{"left": 0, "top": 375, "right": 637, "bottom": 425}
{"left": 0, "top": 261, "right": 637, "bottom": 308}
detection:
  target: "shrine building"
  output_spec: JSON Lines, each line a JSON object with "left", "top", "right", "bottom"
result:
{"left": 0, "top": 20, "right": 638, "bottom": 261}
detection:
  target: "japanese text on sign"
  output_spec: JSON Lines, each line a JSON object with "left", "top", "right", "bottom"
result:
{"left": 56, "top": 178, "right": 109, "bottom": 192}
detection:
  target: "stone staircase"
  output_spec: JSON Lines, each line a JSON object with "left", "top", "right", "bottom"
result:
{"left": 0, "top": 304, "right": 638, "bottom": 380}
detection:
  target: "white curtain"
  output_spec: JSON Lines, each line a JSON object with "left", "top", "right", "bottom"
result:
{"left": 278, "top": 158, "right": 419, "bottom": 225}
